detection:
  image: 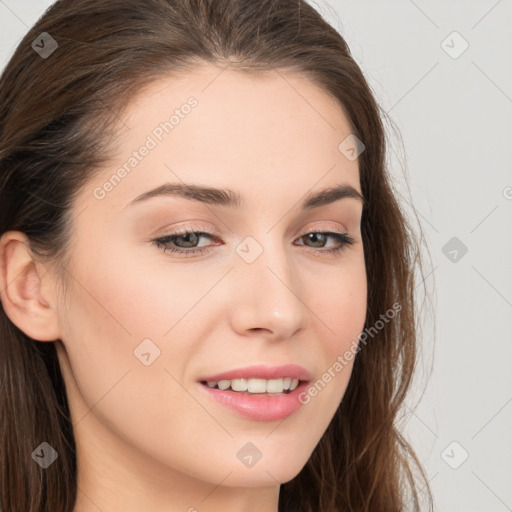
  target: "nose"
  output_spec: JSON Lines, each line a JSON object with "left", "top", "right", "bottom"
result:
{"left": 229, "top": 238, "right": 309, "bottom": 341}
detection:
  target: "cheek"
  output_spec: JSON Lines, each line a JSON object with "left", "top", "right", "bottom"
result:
{"left": 62, "top": 238, "right": 207, "bottom": 342}
{"left": 303, "top": 256, "right": 367, "bottom": 407}
{"left": 57, "top": 259, "right": 227, "bottom": 481}
{"left": 312, "top": 256, "right": 367, "bottom": 355}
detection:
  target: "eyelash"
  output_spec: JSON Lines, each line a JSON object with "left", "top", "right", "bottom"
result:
{"left": 152, "top": 226, "right": 356, "bottom": 258}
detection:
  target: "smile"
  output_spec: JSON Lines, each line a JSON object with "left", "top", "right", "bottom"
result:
{"left": 200, "top": 377, "right": 300, "bottom": 394}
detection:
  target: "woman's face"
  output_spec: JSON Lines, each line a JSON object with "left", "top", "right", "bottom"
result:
{"left": 54, "top": 65, "right": 367, "bottom": 499}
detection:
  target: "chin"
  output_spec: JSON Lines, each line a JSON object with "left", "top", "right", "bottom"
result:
{"left": 223, "top": 466, "right": 304, "bottom": 488}
{"left": 220, "top": 453, "right": 309, "bottom": 488}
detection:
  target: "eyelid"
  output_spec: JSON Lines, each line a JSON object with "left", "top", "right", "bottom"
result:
{"left": 152, "top": 222, "right": 217, "bottom": 238}
{"left": 301, "top": 224, "right": 346, "bottom": 234}
{"left": 156, "top": 222, "right": 349, "bottom": 239}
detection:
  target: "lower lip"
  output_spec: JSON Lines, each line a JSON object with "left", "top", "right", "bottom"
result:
{"left": 197, "top": 381, "right": 309, "bottom": 421}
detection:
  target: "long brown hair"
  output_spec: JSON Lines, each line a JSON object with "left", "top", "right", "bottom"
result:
{"left": 0, "top": 0, "right": 434, "bottom": 510}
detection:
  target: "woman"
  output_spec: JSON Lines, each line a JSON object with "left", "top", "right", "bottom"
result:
{"left": 0, "top": 0, "right": 434, "bottom": 510}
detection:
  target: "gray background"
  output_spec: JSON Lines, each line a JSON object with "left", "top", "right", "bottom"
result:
{"left": 1, "top": 1, "right": 511, "bottom": 510}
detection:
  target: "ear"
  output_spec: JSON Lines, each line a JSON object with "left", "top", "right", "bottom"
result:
{"left": 0, "top": 231, "right": 61, "bottom": 342}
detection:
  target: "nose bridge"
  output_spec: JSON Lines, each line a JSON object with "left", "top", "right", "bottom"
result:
{"left": 230, "top": 231, "right": 309, "bottom": 338}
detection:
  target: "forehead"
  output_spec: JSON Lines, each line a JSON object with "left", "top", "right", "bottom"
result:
{"left": 120, "top": 65, "right": 355, "bottom": 159}
{"left": 80, "top": 64, "right": 361, "bottom": 216}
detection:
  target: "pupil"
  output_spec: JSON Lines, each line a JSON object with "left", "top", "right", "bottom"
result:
{"left": 179, "top": 233, "right": 198, "bottom": 247}
{"left": 308, "top": 233, "right": 325, "bottom": 247}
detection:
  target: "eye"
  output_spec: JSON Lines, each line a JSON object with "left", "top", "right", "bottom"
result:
{"left": 151, "top": 227, "right": 356, "bottom": 258}
{"left": 152, "top": 229, "right": 218, "bottom": 257}
{"left": 295, "top": 231, "right": 355, "bottom": 255}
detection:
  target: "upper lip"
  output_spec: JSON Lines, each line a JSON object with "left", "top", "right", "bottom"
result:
{"left": 198, "top": 364, "right": 311, "bottom": 382}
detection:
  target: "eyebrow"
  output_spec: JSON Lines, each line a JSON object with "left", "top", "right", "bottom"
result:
{"left": 126, "top": 182, "right": 365, "bottom": 210}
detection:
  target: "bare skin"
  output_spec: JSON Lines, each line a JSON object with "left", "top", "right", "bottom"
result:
{"left": 0, "top": 65, "right": 367, "bottom": 512}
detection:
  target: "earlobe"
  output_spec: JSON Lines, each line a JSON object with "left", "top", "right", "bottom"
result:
{"left": 0, "top": 231, "right": 61, "bottom": 342}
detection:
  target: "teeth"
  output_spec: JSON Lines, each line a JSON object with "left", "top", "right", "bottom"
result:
{"left": 218, "top": 380, "right": 230, "bottom": 390}
{"left": 231, "top": 379, "right": 248, "bottom": 392}
{"left": 265, "top": 379, "right": 283, "bottom": 393}
{"left": 248, "top": 378, "right": 267, "bottom": 393}
{"left": 204, "top": 377, "right": 301, "bottom": 393}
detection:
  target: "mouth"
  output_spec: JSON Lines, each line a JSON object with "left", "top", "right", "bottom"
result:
{"left": 197, "top": 377, "right": 311, "bottom": 421}
{"left": 196, "top": 364, "right": 312, "bottom": 420}
{"left": 199, "top": 377, "right": 304, "bottom": 396}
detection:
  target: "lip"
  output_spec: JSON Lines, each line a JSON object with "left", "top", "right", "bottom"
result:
{"left": 198, "top": 364, "right": 312, "bottom": 382}
{"left": 197, "top": 379, "right": 310, "bottom": 421}
{"left": 197, "top": 364, "right": 312, "bottom": 422}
